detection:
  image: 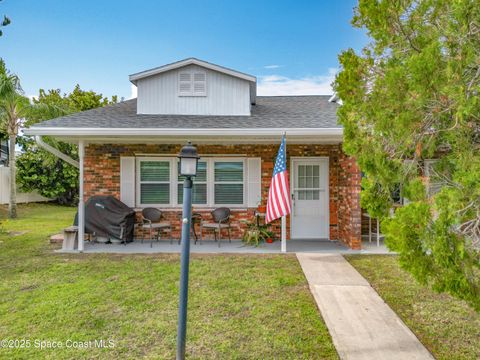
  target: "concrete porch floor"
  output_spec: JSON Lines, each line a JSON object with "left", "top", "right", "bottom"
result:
{"left": 75, "top": 238, "right": 393, "bottom": 254}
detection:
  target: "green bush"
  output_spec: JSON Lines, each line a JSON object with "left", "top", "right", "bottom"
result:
{"left": 334, "top": 0, "right": 480, "bottom": 310}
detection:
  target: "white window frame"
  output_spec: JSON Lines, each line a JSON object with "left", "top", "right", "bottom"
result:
{"left": 136, "top": 157, "right": 175, "bottom": 207}
{"left": 177, "top": 70, "right": 207, "bottom": 97}
{"left": 210, "top": 158, "right": 246, "bottom": 208}
{"left": 136, "top": 157, "right": 247, "bottom": 208}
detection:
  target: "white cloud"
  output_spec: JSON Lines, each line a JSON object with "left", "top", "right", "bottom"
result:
{"left": 264, "top": 64, "right": 282, "bottom": 69}
{"left": 130, "top": 84, "right": 137, "bottom": 99}
{"left": 257, "top": 68, "right": 337, "bottom": 96}
{"left": 128, "top": 68, "right": 337, "bottom": 98}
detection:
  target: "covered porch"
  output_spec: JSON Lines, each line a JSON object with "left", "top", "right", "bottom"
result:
{"left": 75, "top": 238, "right": 390, "bottom": 254}
{"left": 78, "top": 140, "right": 362, "bottom": 250}
{"left": 29, "top": 129, "right": 364, "bottom": 252}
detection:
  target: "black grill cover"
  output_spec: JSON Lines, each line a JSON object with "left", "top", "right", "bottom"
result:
{"left": 75, "top": 196, "right": 135, "bottom": 242}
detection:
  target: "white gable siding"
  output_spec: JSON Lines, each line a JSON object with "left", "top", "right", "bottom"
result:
{"left": 137, "top": 64, "right": 251, "bottom": 116}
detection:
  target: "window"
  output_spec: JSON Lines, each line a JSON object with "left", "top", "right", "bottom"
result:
{"left": 177, "top": 161, "right": 207, "bottom": 205}
{"left": 178, "top": 71, "right": 206, "bottom": 96}
{"left": 214, "top": 161, "right": 244, "bottom": 204}
{"left": 136, "top": 157, "right": 246, "bottom": 207}
{"left": 297, "top": 164, "right": 320, "bottom": 200}
{"left": 139, "top": 161, "right": 170, "bottom": 204}
{"left": 391, "top": 183, "right": 402, "bottom": 204}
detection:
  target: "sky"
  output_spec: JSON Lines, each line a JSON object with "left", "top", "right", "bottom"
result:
{"left": 1, "top": 0, "right": 368, "bottom": 100}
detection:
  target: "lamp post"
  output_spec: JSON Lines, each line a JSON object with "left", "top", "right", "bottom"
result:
{"left": 176, "top": 141, "right": 199, "bottom": 360}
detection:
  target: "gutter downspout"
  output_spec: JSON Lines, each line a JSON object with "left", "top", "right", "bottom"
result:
{"left": 34, "top": 136, "right": 79, "bottom": 168}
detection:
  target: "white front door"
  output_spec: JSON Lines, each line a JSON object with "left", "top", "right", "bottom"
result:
{"left": 291, "top": 158, "right": 329, "bottom": 239}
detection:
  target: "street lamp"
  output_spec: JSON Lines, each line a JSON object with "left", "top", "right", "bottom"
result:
{"left": 176, "top": 141, "right": 199, "bottom": 360}
{"left": 178, "top": 141, "right": 200, "bottom": 177}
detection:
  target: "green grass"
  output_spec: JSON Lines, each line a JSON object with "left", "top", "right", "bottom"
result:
{"left": 345, "top": 255, "right": 480, "bottom": 360}
{"left": 0, "top": 204, "right": 338, "bottom": 359}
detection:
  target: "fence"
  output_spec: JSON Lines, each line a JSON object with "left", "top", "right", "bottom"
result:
{"left": 0, "top": 167, "right": 51, "bottom": 204}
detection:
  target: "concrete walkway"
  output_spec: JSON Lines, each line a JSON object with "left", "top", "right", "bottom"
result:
{"left": 296, "top": 253, "right": 433, "bottom": 360}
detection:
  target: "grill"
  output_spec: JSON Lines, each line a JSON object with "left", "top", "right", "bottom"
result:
{"left": 75, "top": 195, "right": 135, "bottom": 243}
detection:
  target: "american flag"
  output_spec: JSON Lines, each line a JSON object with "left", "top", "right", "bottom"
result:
{"left": 265, "top": 135, "right": 291, "bottom": 224}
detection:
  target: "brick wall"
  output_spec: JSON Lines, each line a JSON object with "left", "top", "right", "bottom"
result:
{"left": 84, "top": 143, "right": 361, "bottom": 248}
{"left": 337, "top": 151, "right": 362, "bottom": 249}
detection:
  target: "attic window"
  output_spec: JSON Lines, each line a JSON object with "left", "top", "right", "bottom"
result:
{"left": 178, "top": 71, "right": 206, "bottom": 96}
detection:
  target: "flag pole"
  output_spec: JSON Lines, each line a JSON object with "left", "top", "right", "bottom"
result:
{"left": 281, "top": 131, "right": 287, "bottom": 253}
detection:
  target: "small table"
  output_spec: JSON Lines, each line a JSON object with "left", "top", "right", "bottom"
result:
{"left": 191, "top": 213, "right": 202, "bottom": 244}
{"left": 178, "top": 212, "right": 202, "bottom": 244}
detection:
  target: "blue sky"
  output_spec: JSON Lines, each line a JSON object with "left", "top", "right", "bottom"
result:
{"left": 2, "top": 0, "right": 367, "bottom": 100}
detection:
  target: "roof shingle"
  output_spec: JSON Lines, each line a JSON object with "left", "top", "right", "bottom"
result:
{"left": 31, "top": 95, "right": 340, "bottom": 129}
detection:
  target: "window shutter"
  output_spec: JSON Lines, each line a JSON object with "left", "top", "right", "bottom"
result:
{"left": 178, "top": 72, "right": 192, "bottom": 95}
{"left": 193, "top": 72, "right": 206, "bottom": 95}
{"left": 247, "top": 158, "right": 262, "bottom": 207}
{"left": 120, "top": 157, "right": 135, "bottom": 207}
{"left": 178, "top": 71, "right": 206, "bottom": 96}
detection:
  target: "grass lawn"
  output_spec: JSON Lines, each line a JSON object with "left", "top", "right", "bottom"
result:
{"left": 345, "top": 255, "right": 480, "bottom": 360}
{"left": 0, "top": 204, "right": 338, "bottom": 359}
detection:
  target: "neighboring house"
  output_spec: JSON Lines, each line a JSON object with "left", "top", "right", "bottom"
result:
{"left": 0, "top": 138, "right": 50, "bottom": 204}
{"left": 24, "top": 58, "right": 361, "bottom": 250}
{"left": 0, "top": 138, "right": 8, "bottom": 166}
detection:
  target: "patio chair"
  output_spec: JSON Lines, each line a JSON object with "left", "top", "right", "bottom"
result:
{"left": 141, "top": 208, "right": 172, "bottom": 247}
{"left": 200, "top": 207, "right": 232, "bottom": 247}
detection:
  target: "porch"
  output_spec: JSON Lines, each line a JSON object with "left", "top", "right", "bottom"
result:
{"left": 76, "top": 142, "right": 363, "bottom": 250}
{"left": 74, "top": 238, "right": 391, "bottom": 254}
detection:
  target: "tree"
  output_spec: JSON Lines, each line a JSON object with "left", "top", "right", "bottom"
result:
{"left": 0, "top": 59, "right": 29, "bottom": 218}
{"left": 0, "top": 0, "right": 10, "bottom": 37}
{"left": 334, "top": 0, "right": 480, "bottom": 309}
{"left": 17, "top": 86, "right": 117, "bottom": 204}
{"left": 24, "top": 85, "right": 117, "bottom": 127}
{"left": 0, "top": 61, "right": 73, "bottom": 216}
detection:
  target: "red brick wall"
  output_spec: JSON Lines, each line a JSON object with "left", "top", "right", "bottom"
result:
{"left": 337, "top": 151, "right": 362, "bottom": 249}
{"left": 84, "top": 143, "right": 361, "bottom": 248}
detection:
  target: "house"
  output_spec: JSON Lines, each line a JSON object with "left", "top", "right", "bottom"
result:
{"left": 0, "top": 138, "right": 8, "bottom": 165}
{"left": 24, "top": 58, "right": 362, "bottom": 250}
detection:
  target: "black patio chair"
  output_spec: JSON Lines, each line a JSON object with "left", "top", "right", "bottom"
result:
{"left": 141, "top": 208, "right": 173, "bottom": 247}
{"left": 200, "top": 207, "right": 232, "bottom": 247}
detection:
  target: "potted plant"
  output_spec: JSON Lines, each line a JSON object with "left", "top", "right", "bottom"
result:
{"left": 259, "top": 227, "right": 274, "bottom": 243}
{"left": 243, "top": 227, "right": 261, "bottom": 246}
{"left": 257, "top": 204, "right": 266, "bottom": 213}
{"left": 242, "top": 218, "right": 274, "bottom": 246}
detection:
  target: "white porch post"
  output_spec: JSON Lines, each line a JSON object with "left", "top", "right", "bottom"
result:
{"left": 78, "top": 140, "right": 85, "bottom": 252}
{"left": 281, "top": 216, "right": 287, "bottom": 253}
